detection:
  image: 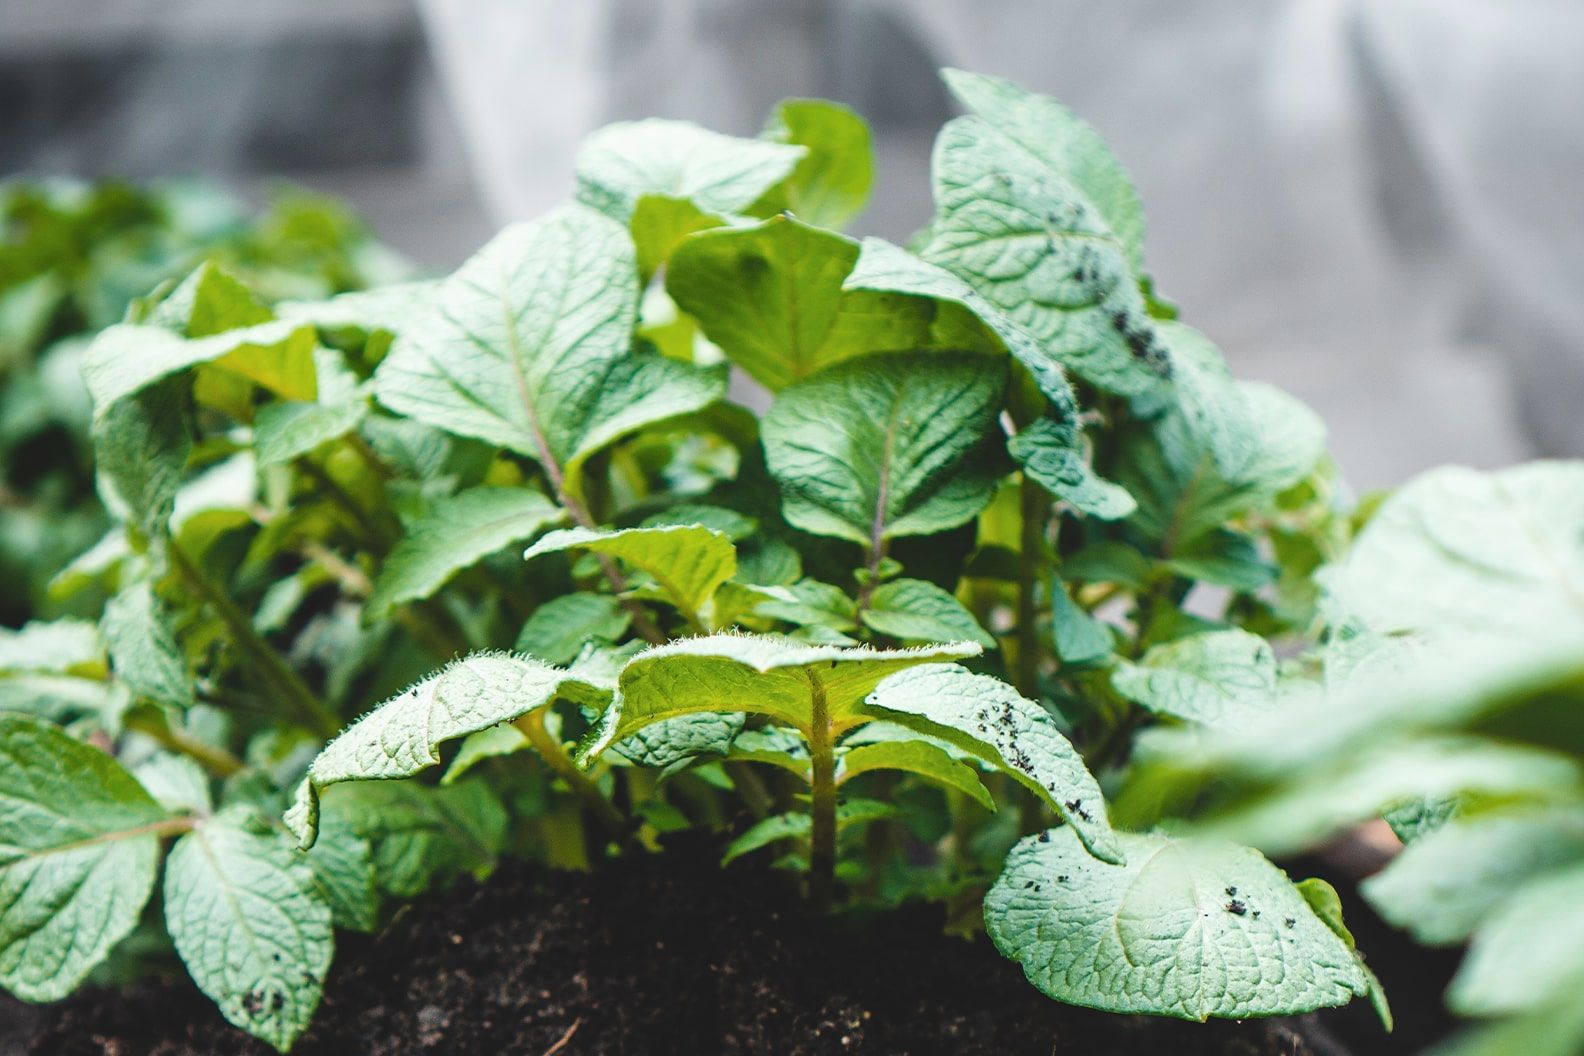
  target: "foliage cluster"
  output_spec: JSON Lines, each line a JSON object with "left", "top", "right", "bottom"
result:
{"left": 1, "top": 70, "right": 1570, "bottom": 1053}
{"left": 0, "top": 180, "right": 401, "bottom": 625}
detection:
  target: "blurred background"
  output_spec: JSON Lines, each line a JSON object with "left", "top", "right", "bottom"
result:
{"left": 4, "top": 0, "right": 1581, "bottom": 493}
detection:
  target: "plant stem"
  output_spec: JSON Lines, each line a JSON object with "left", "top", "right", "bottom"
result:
{"left": 123, "top": 711, "right": 245, "bottom": 777}
{"left": 514, "top": 708, "right": 630, "bottom": 843}
{"left": 301, "top": 535, "right": 473, "bottom": 660}
{"left": 557, "top": 490, "right": 666, "bottom": 645}
{"left": 345, "top": 432, "right": 392, "bottom": 480}
{"left": 725, "top": 761, "right": 773, "bottom": 820}
{"left": 170, "top": 542, "right": 340, "bottom": 739}
{"left": 1015, "top": 475, "right": 1050, "bottom": 699}
{"left": 853, "top": 535, "right": 889, "bottom": 628}
{"left": 805, "top": 671, "right": 837, "bottom": 912}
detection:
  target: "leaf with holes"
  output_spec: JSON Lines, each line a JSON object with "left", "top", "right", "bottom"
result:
{"left": 985, "top": 828, "right": 1368, "bottom": 1019}
{"left": 164, "top": 808, "right": 333, "bottom": 1051}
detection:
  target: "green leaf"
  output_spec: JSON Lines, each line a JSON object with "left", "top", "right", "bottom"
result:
{"left": 754, "top": 99, "right": 873, "bottom": 229}
{"left": 1196, "top": 735, "right": 1584, "bottom": 857}
{"left": 164, "top": 809, "right": 333, "bottom": 1051}
{"left": 721, "top": 800, "right": 900, "bottom": 868}
{"left": 1111, "top": 629, "right": 1276, "bottom": 726}
{"left": 442, "top": 724, "right": 531, "bottom": 786}
{"left": 102, "top": 582, "right": 193, "bottom": 707}
{"left": 861, "top": 578, "right": 995, "bottom": 648}
{"left": 148, "top": 261, "right": 273, "bottom": 337}
{"left": 640, "top": 503, "right": 756, "bottom": 540}
{"left": 365, "top": 486, "right": 563, "bottom": 622}
{"left": 1060, "top": 540, "right": 1151, "bottom": 589}
{"left": 614, "top": 712, "right": 745, "bottom": 769}
{"left": 251, "top": 350, "right": 367, "bottom": 469}
{"left": 841, "top": 236, "right": 1079, "bottom": 413}
{"left": 514, "top": 592, "right": 631, "bottom": 665}
{"left": 285, "top": 654, "right": 610, "bottom": 847}
{"left": 1165, "top": 529, "right": 1274, "bottom": 592}
{"left": 253, "top": 398, "right": 366, "bottom": 468}
{"left": 1363, "top": 808, "right": 1584, "bottom": 947}
{"left": 1050, "top": 582, "right": 1113, "bottom": 665}
{"left": 131, "top": 753, "right": 212, "bottom": 815}
{"left": 922, "top": 91, "right": 1166, "bottom": 396}
{"left": 371, "top": 205, "right": 726, "bottom": 489}
{"left": 1447, "top": 862, "right": 1584, "bottom": 1016}
{"left": 579, "top": 634, "right": 980, "bottom": 764}
{"left": 1119, "top": 364, "right": 1325, "bottom": 556}
{"left": 941, "top": 69, "right": 1145, "bottom": 269}
{"left": 762, "top": 351, "right": 1006, "bottom": 547}
{"left": 1320, "top": 462, "right": 1584, "bottom": 644}
{"left": 724, "top": 726, "right": 810, "bottom": 780}
{"left": 721, "top": 812, "right": 810, "bottom": 867}
{"left": 575, "top": 119, "right": 805, "bottom": 221}
{"left": 92, "top": 380, "right": 191, "bottom": 541}
{"left": 0, "top": 619, "right": 103, "bottom": 674}
{"left": 317, "top": 778, "right": 506, "bottom": 898}
{"left": 1428, "top": 1000, "right": 1584, "bottom": 1056}
{"left": 837, "top": 740, "right": 993, "bottom": 811}
{"left": 667, "top": 215, "right": 861, "bottom": 391}
{"left": 524, "top": 524, "right": 736, "bottom": 630}
{"left": 304, "top": 822, "right": 378, "bottom": 933}
{"left": 278, "top": 282, "right": 439, "bottom": 338}
{"left": 629, "top": 195, "right": 721, "bottom": 285}
{"left": 0, "top": 674, "right": 127, "bottom": 726}
{"left": 862, "top": 663, "right": 1120, "bottom": 862}
{"left": 753, "top": 579, "right": 857, "bottom": 634}
{"left": 82, "top": 319, "right": 315, "bottom": 419}
{"left": 0, "top": 714, "right": 168, "bottom": 1001}
{"left": 984, "top": 828, "right": 1367, "bottom": 1020}
{"left": 1009, "top": 415, "right": 1135, "bottom": 520}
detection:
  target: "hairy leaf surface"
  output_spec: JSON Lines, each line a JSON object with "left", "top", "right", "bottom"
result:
{"left": 579, "top": 634, "right": 980, "bottom": 763}
{"left": 287, "top": 654, "right": 610, "bottom": 847}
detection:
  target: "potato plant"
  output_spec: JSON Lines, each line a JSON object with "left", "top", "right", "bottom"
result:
{"left": 0, "top": 71, "right": 1400, "bottom": 1050}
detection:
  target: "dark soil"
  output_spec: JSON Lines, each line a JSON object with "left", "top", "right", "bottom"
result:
{"left": 17, "top": 837, "right": 1435, "bottom": 1056}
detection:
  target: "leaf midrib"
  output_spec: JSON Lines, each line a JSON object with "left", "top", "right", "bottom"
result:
{"left": 4, "top": 815, "right": 187, "bottom": 863}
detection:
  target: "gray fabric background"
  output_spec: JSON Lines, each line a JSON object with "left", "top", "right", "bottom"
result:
{"left": 7, "top": 0, "right": 1581, "bottom": 493}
